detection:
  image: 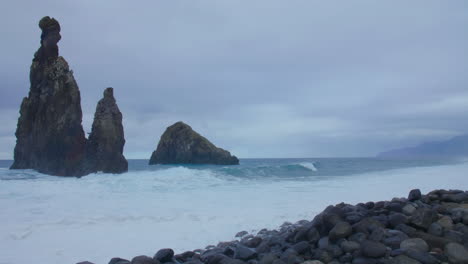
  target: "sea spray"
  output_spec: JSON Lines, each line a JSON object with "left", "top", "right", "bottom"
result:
{"left": 0, "top": 158, "right": 466, "bottom": 264}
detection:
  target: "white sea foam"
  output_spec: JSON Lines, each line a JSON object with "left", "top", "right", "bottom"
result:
{"left": 1, "top": 162, "right": 468, "bottom": 264}
{"left": 298, "top": 162, "right": 318, "bottom": 171}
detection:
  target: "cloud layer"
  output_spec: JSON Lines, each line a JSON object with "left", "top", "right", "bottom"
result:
{"left": 1, "top": 1, "right": 467, "bottom": 159}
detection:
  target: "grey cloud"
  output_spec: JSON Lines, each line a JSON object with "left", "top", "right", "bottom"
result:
{"left": 0, "top": 0, "right": 467, "bottom": 159}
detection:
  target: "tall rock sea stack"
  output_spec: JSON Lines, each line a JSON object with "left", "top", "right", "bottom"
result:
{"left": 10, "top": 16, "right": 87, "bottom": 176}
{"left": 86, "top": 88, "right": 128, "bottom": 173}
{"left": 149, "top": 122, "right": 239, "bottom": 165}
{"left": 11, "top": 17, "right": 128, "bottom": 176}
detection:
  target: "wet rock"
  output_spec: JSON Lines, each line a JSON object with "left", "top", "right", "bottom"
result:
{"left": 86, "top": 87, "right": 128, "bottom": 173}
{"left": 174, "top": 251, "right": 196, "bottom": 262}
{"left": 384, "top": 236, "right": 405, "bottom": 250}
{"left": 307, "top": 228, "right": 320, "bottom": 244}
{"left": 242, "top": 237, "right": 263, "bottom": 248}
{"left": 236, "top": 231, "right": 249, "bottom": 238}
{"left": 361, "top": 240, "right": 388, "bottom": 258}
{"left": 301, "top": 261, "right": 324, "bottom": 264}
{"left": 413, "top": 231, "right": 452, "bottom": 250}
{"left": 329, "top": 221, "right": 352, "bottom": 241}
{"left": 369, "top": 227, "right": 385, "bottom": 242}
{"left": 317, "top": 237, "right": 329, "bottom": 249}
{"left": 340, "top": 240, "right": 360, "bottom": 253}
{"left": 131, "top": 255, "right": 158, "bottom": 264}
{"left": 292, "top": 241, "right": 310, "bottom": 254}
{"left": 10, "top": 16, "right": 88, "bottom": 176}
{"left": 444, "top": 230, "right": 465, "bottom": 243}
{"left": 234, "top": 245, "right": 257, "bottom": 261}
{"left": 154, "top": 248, "right": 174, "bottom": 263}
{"left": 109, "top": 258, "right": 131, "bottom": 264}
{"left": 272, "top": 260, "right": 286, "bottom": 264}
{"left": 326, "top": 244, "right": 343, "bottom": 258}
{"left": 339, "top": 252, "right": 353, "bottom": 263}
{"left": 389, "top": 213, "right": 409, "bottom": 228}
{"left": 436, "top": 216, "right": 454, "bottom": 231}
{"left": 404, "top": 249, "right": 439, "bottom": 264}
{"left": 403, "top": 204, "right": 417, "bottom": 216}
{"left": 352, "top": 257, "right": 378, "bottom": 264}
{"left": 444, "top": 242, "right": 468, "bottom": 264}
{"left": 349, "top": 232, "right": 367, "bottom": 243}
{"left": 353, "top": 217, "right": 384, "bottom": 235}
{"left": 149, "top": 122, "right": 239, "bottom": 165}
{"left": 428, "top": 223, "right": 443, "bottom": 237}
{"left": 396, "top": 224, "right": 417, "bottom": 237}
{"left": 409, "top": 189, "right": 422, "bottom": 201}
{"left": 441, "top": 192, "right": 468, "bottom": 203}
{"left": 256, "top": 241, "right": 271, "bottom": 254}
{"left": 259, "top": 253, "right": 278, "bottom": 264}
{"left": 400, "top": 238, "right": 429, "bottom": 252}
{"left": 410, "top": 208, "right": 438, "bottom": 230}
{"left": 312, "top": 249, "right": 332, "bottom": 263}
{"left": 185, "top": 260, "right": 204, "bottom": 264}
{"left": 393, "top": 255, "right": 422, "bottom": 264}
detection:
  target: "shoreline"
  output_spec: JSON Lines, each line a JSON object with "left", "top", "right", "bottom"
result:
{"left": 78, "top": 189, "right": 468, "bottom": 264}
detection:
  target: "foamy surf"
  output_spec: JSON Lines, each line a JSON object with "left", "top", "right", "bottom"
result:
{"left": 0, "top": 160, "right": 467, "bottom": 264}
{"left": 298, "top": 162, "right": 318, "bottom": 171}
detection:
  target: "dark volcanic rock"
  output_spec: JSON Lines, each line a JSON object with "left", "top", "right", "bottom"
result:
{"left": 329, "top": 221, "right": 352, "bottom": 241}
{"left": 408, "top": 189, "right": 422, "bottom": 201}
{"left": 400, "top": 238, "right": 429, "bottom": 252}
{"left": 154, "top": 248, "right": 174, "bottom": 263}
{"left": 445, "top": 242, "right": 468, "bottom": 264}
{"left": 131, "top": 255, "right": 158, "bottom": 264}
{"left": 361, "top": 240, "right": 387, "bottom": 258}
{"left": 11, "top": 17, "right": 129, "bottom": 177}
{"left": 234, "top": 245, "right": 257, "bottom": 260}
{"left": 10, "top": 16, "right": 88, "bottom": 176}
{"left": 410, "top": 208, "right": 438, "bottom": 230}
{"left": 100, "top": 189, "right": 468, "bottom": 264}
{"left": 86, "top": 87, "right": 128, "bottom": 173}
{"left": 109, "top": 257, "right": 131, "bottom": 264}
{"left": 149, "top": 122, "right": 239, "bottom": 165}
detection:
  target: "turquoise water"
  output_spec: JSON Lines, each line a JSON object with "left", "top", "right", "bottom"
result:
{"left": 0, "top": 157, "right": 465, "bottom": 264}
{"left": 0, "top": 158, "right": 457, "bottom": 180}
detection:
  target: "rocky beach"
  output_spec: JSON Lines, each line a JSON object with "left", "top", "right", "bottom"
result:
{"left": 75, "top": 189, "right": 468, "bottom": 264}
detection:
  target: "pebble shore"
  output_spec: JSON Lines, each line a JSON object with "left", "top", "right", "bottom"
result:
{"left": 78, "top": 189, "right": 468, "bottom": 264}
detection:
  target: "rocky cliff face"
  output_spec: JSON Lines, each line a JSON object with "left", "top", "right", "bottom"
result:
{"left": 11, "top": 17, "right": 128, "bottom": 176}
{"left": 10, "top": 16, "right": 87, "bottom": 176}
{"left": 86, "top": 88, "right": 128, "bottom": 173}
{"left": 149, "top": 122, "right": 239, "bottom": 165}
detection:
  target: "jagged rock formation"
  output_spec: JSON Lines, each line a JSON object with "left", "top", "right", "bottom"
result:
{"left": 11, "top": 17, "right": 128, "bottom": 176}
{"left": 86, "top": 88, "right": 128, "bottom": 173}
{"left": 149, "top": 122, "right": 239, "bottom": 165}
{"left": 10, "top": 16, "right": 87, "bottom": 176}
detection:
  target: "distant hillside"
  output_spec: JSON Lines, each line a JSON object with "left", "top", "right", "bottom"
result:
{"left": 377, "top": 134, "right": 468, "bottom": 159}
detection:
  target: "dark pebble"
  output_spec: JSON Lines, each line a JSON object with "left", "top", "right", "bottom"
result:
{"left": 131, "top": 255, "right": 157, "bottom": 264}
{"left": 234, "top": 245, "right": 257, "bottom": 261}
{"left": 361, "top": 240, "right": 387, "bottom": 258}
{"left": 154, "top": 249, "right": 174, "bottom": 263}
{"left": 109, "top": 258, "right": 131, "bottom": 264}
{"left": 408, "top": 189, "right": 422, "bottom": 201}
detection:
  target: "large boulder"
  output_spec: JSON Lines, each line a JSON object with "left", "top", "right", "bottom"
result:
{"left": 149, "top": 122, "right": 239, "bottom": 165}
{"left": 10, "top": 16, "right": 87, "bottom": 176}
{"left": 85, "top": 87, "right": 128, "bottom": 173}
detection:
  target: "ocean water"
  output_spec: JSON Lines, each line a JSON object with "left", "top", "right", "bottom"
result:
{"left": 0, "top": 158, "right": 467, "bottom": 264}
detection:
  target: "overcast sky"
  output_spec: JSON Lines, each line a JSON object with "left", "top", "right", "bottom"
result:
{"left": 1, "top": 1, "right": 467, "bottom": 159}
